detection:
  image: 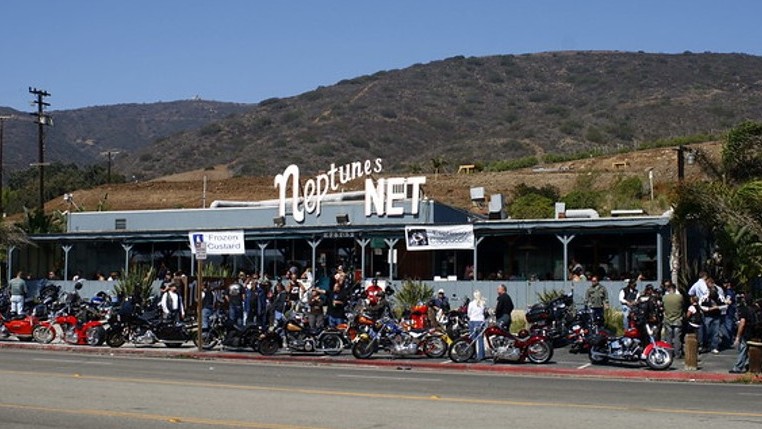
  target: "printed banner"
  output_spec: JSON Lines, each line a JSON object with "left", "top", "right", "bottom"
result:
{"left": 188, "top": 230, "right": 246, "bottom": 255}
{"left": 404, "top": 225, "right": 475, "bottom": 251}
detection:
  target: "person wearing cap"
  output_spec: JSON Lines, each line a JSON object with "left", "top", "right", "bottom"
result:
{"left": 618, "top": 279, "right": 639, "bottom": 330}
{"left": 428, "top": 288, "right": 451, "bottom": 328}
{"left": 700, "top": 277, "right": 726, "bottom": 354}
{"left": 160, "top": 282, "right": 184, "bottom": 323}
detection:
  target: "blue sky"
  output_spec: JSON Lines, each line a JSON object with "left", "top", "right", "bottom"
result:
{"left": 1, "top": 1, "right": 760, "bottom": 111}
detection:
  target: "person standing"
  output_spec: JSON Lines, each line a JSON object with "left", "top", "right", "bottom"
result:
{"left": 721, "top": 280, "right": 737, "bottom": 349}
{"left": 700, "top": 277, "right": 726, "bottom": 354}
{"left": 618, "top": 279, "right": 639, "bottom": 330}
{"left": 9, "top": 271, "right": 27, "bottom": 315}
{"left": 326, "top": 282, "right": 348, "bottom": 328}
{"left": 495, "top": 284, "right": 514, "bottom": 330}
{"left": 730, "top": 294, "right": 752, "bottom": 374}
{"left": 661, "top": 280, "right": 684, "bottom": 358}
{"left": 160, "top": 283, "right": 184, "bottom": 323}
{"left": 585, "top": 276, "right": 609, "bottom": 326}
{"left": 227, "top": 277, "right": 244, "bottom": 328}
{"left": 467, "top": 290, "right": 487, "bottom": 361}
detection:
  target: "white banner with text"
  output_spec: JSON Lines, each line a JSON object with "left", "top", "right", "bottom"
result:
{"left": 404, "top": 225, "right": 475, "bottom": 251}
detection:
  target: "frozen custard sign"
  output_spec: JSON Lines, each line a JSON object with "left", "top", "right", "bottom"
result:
{"left": 274, "top": 158, "right": 426, "bottom": 223}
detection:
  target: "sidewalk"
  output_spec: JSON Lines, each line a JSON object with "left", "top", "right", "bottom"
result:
{"left": 1, "top": 339, "right": 758, "bottom": 384}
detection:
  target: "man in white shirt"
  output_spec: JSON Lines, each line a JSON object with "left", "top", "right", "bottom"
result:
{"left": 160, "top": 283, "right": 184, "bottom": 323}
{"left": 688, "top": 271, "right": 709, "bottom": 301}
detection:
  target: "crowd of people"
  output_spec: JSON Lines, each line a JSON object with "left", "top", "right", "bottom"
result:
{"left": 580, "top": 270, "right": 762, "bottom": 374}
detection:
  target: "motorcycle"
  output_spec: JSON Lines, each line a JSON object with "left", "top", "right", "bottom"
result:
{"left": 0, "top": 290, "right": 51, "bottom": 342}
{"left": 351, "top": 315, "right": 448, "bottom": 359}
{"left": 587, "top": 320, "right": 673, "bottom": 370}
{"left": 104, "top": 298, "right": 196, "bottom": 348}
{"left": 525, "top": 292, "right": 575, "bottom": 346}
{"left": 448, "top": 320, "right": 554, "bottom": 364}
{"left": 258, "top": 312, "right": 345, "bottom": 356}
{"left": 33, "top": 302, "right": 107, "bottom": 346}
{"left": 198, "top": 310, "right": 266, "bottom": 351}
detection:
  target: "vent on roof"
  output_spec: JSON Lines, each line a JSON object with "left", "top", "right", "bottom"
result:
{"left": 115, "top": 218, "right": 127, "bottom": 230}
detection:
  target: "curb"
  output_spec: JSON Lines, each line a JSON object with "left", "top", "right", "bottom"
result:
{"left": 0, "top": 341, "right": 755, "bottom": 384}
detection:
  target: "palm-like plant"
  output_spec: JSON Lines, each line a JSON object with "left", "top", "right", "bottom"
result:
{"left": 113, "top": 265, "right": 156, "bottom": 303}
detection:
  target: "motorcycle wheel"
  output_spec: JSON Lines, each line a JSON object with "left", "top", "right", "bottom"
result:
{"left": 320, "top": 333, "right": 344, "bottom": 356}
{"left": 423, "top": 336, "right": 448, "bottom": 358}
{"left": 258, "top": 336, "right": 280, "bottom": 356}
{"left": 645, "top": 347, "right": 673, "bottom": 370}
{"left": 526, "top": 340, "right": 553, "bottom": 364}
{"left": 85, "top": 326, "right": 106, "bottom": 346}
{"left": 588, "top": 345, "right": 609, "bottom": 364}
{"left": 351, "top": 338, "right": 375, "bottom": 359}
{"left": 32, "top": 325, "right": 55, "bottom": 344}
{"left": 196, "top": 330, "right": 220, "bottom": 351}
{"left": 448, "top": 339, "right": 475, "bottom": 363}
{"left": 105, "top": 328, "right": 126, "bottom": 348}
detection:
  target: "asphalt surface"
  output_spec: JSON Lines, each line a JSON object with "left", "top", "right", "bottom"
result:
{"left": 1, "top": 347, "right": 761, "bottom": 429}
{"left": 0, "top": 335, "right": 756, "bottom": 383}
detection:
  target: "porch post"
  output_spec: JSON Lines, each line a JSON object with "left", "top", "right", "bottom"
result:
{"left": 473, "top": 237, "right": 484, "bottom": 283}
{"left": 307, "top": 238, "right": 322, "bottom": 284}
{"left": 384, "top": 238, "right": 399, "bottom": 282}
{"left": 62, "top": 245, "right": 73, "bottom": 281}
{"left": 356, "top": 238, "right": 370, "bottom": 280}
{"left": 257, "top": 242, "right": 269, "bottom": 277}
{"left": 656, "top": 230, "right": 664, "bottom": 285}
{"left": 189, "top": 244, "right": 195, "bottom": 276}
{"left": 555, "top": 234, "right": 575, "bottom": 283}
{"left": 121, "top": 243, "right": 133, "bottom": 277}
{"left": 7, "top": 245, "right": 16, "bottom": 284}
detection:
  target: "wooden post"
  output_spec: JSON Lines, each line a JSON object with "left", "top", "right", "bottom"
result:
{"left": 684, "top": 333, "right": 698, "bottom": 370}
{"left": 196, "top": 257, "right": 204, "bottom": 352}
{"left": 749, "top": 340, "right": 762, "bottom": 374}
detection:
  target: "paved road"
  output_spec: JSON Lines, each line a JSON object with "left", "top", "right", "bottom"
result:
{"left": 0, "top": 348, "right": 759, "bottom": 429}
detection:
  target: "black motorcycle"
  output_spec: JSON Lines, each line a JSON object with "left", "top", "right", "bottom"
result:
{"left": 199, "top": 309, "right": 266, "bottom": 351}
{"left": 526, "top": 292, "right": 576, "bottom": 346}
{"left": 105, "top": 298, "right": 196, "bottom": 348}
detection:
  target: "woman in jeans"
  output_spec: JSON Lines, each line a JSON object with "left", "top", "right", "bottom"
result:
{"left": 467, "top": 290, "right": 487, "bottom": 361}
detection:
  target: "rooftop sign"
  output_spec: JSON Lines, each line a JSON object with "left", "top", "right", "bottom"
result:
{"left": 274, "top": 158, "right": 426, "bottom": 223}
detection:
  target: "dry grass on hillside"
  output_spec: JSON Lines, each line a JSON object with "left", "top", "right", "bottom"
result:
{"left": 44, "top": 142, "right": 721, "bottom": 216}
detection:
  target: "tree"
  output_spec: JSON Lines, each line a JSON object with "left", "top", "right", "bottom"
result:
{"left": 430, "top": 156, "right": 448, "bottom": 179}
{"left": 673, "top": 121, "right": 762, "bottom": 291}
{"left": 722, "top": 120, "right": 762, "bottom": 184}
{"left": 509, "top": 193, "right": 554, "bottom": 219}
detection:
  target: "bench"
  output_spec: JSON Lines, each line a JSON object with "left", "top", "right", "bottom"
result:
{"left": 457, "top": 164, "right": 475, "bottom": 174}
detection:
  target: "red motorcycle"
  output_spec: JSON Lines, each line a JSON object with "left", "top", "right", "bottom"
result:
{"left": 1, "top": 306, "right": 48, "bottom": 342}
{"left": 449, "top": 321, "right": 554, "bottom": 364}
{"left": 587, "top": 322, "right": 672, "bottom": 370}
{"left": 34, "top": 303, "right": 107, "bottom": 346}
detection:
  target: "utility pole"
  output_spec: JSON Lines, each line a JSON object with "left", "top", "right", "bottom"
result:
{"left": 101, "top": 151, "right": 120, "bottom": 184}
{"left": 29, "top": 87, "right": 52, "bottom": 211}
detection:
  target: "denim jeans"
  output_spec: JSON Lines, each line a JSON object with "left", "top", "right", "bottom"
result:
{"left": 732, "top": 337, "right": 749, "bottom": 372}
{"left": 327, "top": 315, "right": 346, "bottom": 328}
{"left": 201, "top": 308, "right": 212, "bottom": 330}
{"left": 662, "top": 323, "right": 683, "bottom": 357}
{"left": 10, "top": 295, "right": 24, "bottom": 315}
{"left": 703, "top": 315, "right": 721, "bottom": 351}
{"left": 468, "top": 320, "right": 485, "bottom": 360}
{"left": 229, "top": 305, "right": 243, "bottom": 329}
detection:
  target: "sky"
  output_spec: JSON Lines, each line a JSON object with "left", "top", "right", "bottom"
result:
{"left": 1, "top": 1, "right": 761, "bottom": 112}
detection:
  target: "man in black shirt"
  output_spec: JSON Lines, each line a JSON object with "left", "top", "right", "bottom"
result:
{"left": 327, "top": 282, "right": 349, "bottom": 328}
{"left": 495, "top": 284, "right": 514, "bottom": 330}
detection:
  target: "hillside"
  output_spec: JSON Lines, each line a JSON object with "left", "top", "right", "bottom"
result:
{"left": 44, "top": 141, "right": 721, "bottom": 216}
{"left": 116, "top": 51, "right": 762, "bottom": 179}
{"left": 0, "top": 100, "right": 252, "bottom": 171}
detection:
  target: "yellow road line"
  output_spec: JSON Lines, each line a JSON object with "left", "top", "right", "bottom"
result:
{"left": 0, "top": 402, "right": 326, "bottom": 429}
{"left": 0, "top": 369, "right": 761, "bottom": 419}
